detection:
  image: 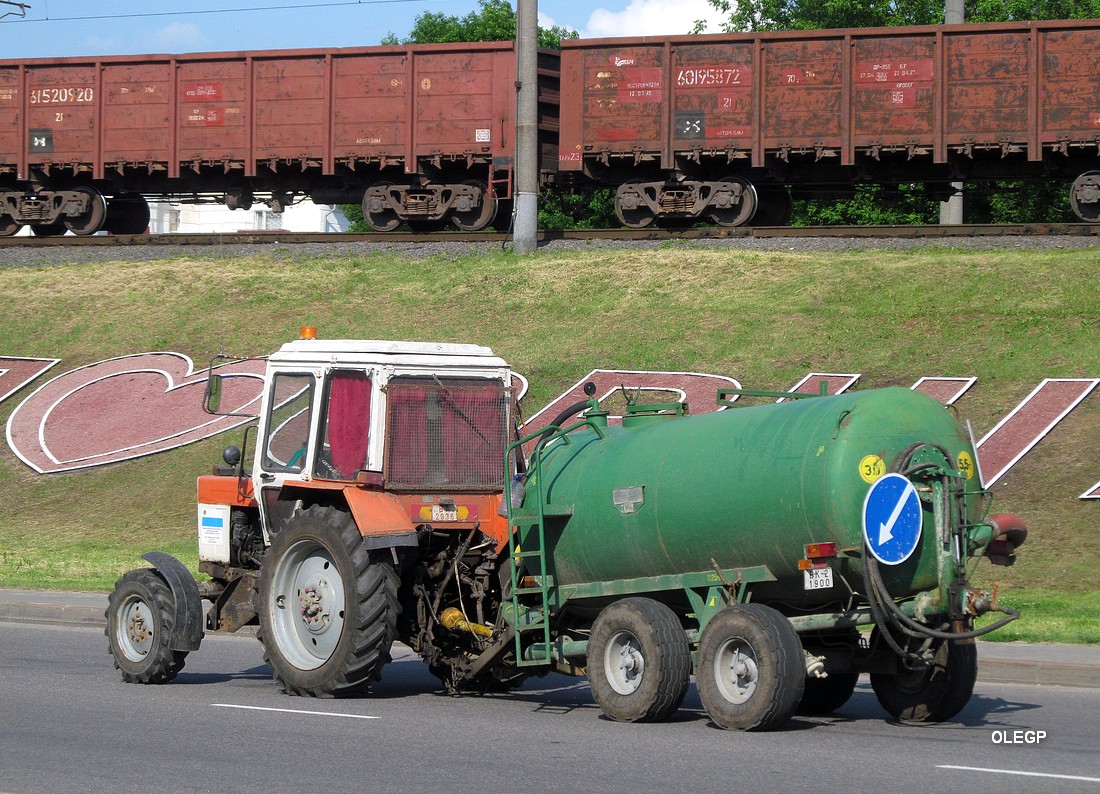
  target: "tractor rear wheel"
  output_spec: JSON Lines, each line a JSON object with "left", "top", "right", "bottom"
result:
{"left": 105, "top": 568, "right": 189, "bottom": 684}
{"left": 587, "top": 597, "right": 691, "bottom": 723}
{"left": 258, "top": 504, "right": 399, "bottom": 697}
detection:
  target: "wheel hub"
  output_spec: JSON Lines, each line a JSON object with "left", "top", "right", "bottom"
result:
{"left": 716, "top": 640, "right": 759, "bottom": 704}
{"left": 118, "top": 597, "right": 155, "bottom": 660}
{"left": 605, "top": 630, "right": 645, "bottom": 695}
{"left": 269, "top": 541, "right": 346, "bottom": 670}
{"left": 298, "top": 579, "right": 335, "bottom": 632}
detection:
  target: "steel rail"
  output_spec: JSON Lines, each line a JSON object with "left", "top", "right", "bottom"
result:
{"left": 1, "top": 223, "right": 1099, "bottom": 247}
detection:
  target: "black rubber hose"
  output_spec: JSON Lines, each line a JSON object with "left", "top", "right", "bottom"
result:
{"left": 531, "top": 399, "right": 591, "bottom": 452}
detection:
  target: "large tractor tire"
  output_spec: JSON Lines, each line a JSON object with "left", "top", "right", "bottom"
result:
{"left": 696, "top": 603, "right": 805, "bottom": 731}
{"left": 587, "top": 597, "right": 691, "bottom": 723}
{"left": 105, "top": 568, "right": 189, "bottom": 684}
{"left": 258, "top": 504, "right": 399, "bottom": 697}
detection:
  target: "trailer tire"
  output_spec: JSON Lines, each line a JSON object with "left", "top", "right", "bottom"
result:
{"left": 258, "top": 504, "right": 399, "bottom": 697}
{"left": 797, "top": 672, "right": 860, "bottom": 715}
{"left": 696, "top": 604, "right": 804, "bottom": 731}
{"left": 105, "top": 568, "right": 189, "bottom": 684}
{"left": 870, "top": 635, "right": 977, "bottom": 724}
{"left": 587, "top": 597, "right": 690, "bottom": 723}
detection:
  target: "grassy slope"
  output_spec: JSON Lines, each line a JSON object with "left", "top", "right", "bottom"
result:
{"left": 0, "top": 244, "right": 1097, "bottom": 640}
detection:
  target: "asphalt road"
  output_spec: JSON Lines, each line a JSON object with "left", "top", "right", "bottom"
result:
{"left": 2, "top": 623, "right": 1098, "bottom": 794}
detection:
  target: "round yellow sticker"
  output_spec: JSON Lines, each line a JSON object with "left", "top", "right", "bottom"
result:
{"left": 957, "top": 450, "right": 975, "bottom": 480}
{"left": 859, "top": 454, "right": 886, "bottom": 484}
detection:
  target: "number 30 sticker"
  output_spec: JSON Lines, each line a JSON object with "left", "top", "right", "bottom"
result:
{"left": 859, "top": 455, "right": 886, "bottom": 484}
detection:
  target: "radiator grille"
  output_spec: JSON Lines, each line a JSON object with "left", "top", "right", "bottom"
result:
{"left": 385, "top": 376, "right": 507, "bottom": 491}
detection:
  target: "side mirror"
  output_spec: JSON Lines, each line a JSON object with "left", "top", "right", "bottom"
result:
{"left": 203, "top": 372, "right": 223, "bottom": 415}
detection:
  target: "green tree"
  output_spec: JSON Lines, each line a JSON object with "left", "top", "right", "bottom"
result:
{"left": 384, "top": 0, "right": 576, "bottom": 47}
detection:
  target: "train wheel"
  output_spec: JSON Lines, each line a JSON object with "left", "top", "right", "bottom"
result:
{"left": 707, "top": 177, "right": 758, "bottom": 227}
{"left": 751, "top": 187, "right": 793, "bottom": 227}
{"left": 869, "top": 631, "right": 977, "bottom": 724}
{"left": 63, "top": 186, "right": 107, "bottom": 236}
{"left": 452, "top": 180, "right": 498, "bottom": 231}
{"left": 105, "top": 194, "right": 151, "bottom": 234}
{"left": 0, "top": 189, "right": 21, "bottom": 236}
{"left": 31, "top": 222, "right": 67, "bottom": 237}
{"left": 258, "top": 504, "right": 399, "bottom": 697}
{"left": 696, "top": 603, "right": 804, "bottom": 731}
{"left": 362, "top": 182, "right": 401, "bottom": 232}
{"left": 1070, "top": 171, "right": 1100, "bottom": 222}
{"left": 614, "top": 179, "right": 655, "bottom": 229}
{"left": 587, "top": 597, "right": 691, "bottom": 723}
{"left": 105, "top": 568, "right": 189, "bottom": 684}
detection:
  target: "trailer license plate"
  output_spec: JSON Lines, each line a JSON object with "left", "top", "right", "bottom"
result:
{"left": 804, "top": 567, "right": 833, "bottom": 590}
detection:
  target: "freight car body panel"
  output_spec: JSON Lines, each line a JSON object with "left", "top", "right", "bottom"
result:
{"left": 559, "top": 19, "right": 1100, "bottom": 226}
{"left": 0, "top": 43, "right": 561, "bottom": 234}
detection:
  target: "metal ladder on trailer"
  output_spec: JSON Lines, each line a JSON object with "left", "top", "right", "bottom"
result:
{"left": 505, "top": 430, "right": 552, "bottom": 668}
{"left": 504, "top": 415, "right": 602, "bottom": 668}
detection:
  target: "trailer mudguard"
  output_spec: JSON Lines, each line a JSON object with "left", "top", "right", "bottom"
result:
{"left": 142, "top": 552, "right": 204, "bottom": 651}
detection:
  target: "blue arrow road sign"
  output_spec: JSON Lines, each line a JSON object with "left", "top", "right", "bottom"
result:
{"left": 862, "top": 472, "right": 922, "bottom": 565}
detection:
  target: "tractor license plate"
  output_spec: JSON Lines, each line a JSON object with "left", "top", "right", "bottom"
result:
{"left": 430, "top": 505, "right": 459, "bottom": 521}
{"left": 803, "top": 567, "right": 834, "bottom": 590}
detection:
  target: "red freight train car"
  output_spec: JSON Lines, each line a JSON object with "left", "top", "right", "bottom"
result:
{"left": 0, "top": 42, "right": 560, "bottom": 235}
{"left": 559, "top": 19, "right": 1100, "bottom": 226}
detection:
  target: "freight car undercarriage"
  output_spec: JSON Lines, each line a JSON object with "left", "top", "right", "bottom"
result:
{"left": 590, "top": 146, "right": 1100, "bottom": 228}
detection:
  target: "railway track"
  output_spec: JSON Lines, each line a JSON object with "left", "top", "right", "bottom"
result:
{"left": 1, "top": 223, "right": 1098, "bottom": 248}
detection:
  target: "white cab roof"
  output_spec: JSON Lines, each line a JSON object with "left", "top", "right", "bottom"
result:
{"left": 269, "top": 339, "right": 510, "bottom": 369}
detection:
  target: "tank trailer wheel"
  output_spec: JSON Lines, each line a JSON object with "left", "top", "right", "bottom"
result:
{"left": 451, "top": 180, "right": 498, "bottom": 231}
{"left": 869, "top": 631, "right": 977, "bottom": 724}
{"left": 587, "top": 597, "right": 691, "bottom": 723}
{"left": 258, "top": 505, "right": 399, "bottom": 697}
{"left": 797, "top": 672, "right": 860, "bottom": 715}
{"left": 696, "top": 603, "right": 805, "bottom": 731}
{"left": 105, "top": 568, "right": 189, "bottom": 684}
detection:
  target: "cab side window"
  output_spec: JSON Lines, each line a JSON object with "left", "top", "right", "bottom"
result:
{"left": 314, "top": 370, "right": 372, "bottom": 480}
{"left": 261, "top": 373, "right": 315, "bottom": 473}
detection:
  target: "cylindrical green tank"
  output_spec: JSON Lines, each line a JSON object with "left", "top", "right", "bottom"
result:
{"left": 532, "top": 387, "right": 981, "bottom": 604}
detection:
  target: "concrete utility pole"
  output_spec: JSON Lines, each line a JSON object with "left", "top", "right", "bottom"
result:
{"left": 939, "top": 0, "right": 965, "bottom": 225}
{"left": 514, "top": 0, "right": 539, "bottom": 253}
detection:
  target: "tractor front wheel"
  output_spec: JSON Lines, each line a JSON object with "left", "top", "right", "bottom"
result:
{"left": 105, "top": 568, "right": 189, "bottom": 684}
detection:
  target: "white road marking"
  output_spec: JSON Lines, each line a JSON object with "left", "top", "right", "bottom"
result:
{"left": 938, "top": 765, "right": 1100, "bottom": 784}
{"left": 212, "top": 703, "right": 379, "bottom": 720}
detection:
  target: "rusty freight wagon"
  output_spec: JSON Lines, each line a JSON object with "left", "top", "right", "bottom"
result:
{"left": 558, "top": 19, "right": 1100, "bottom": 227}
{"left": 0, "top": 42, "right": 560, "bottom": 235}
